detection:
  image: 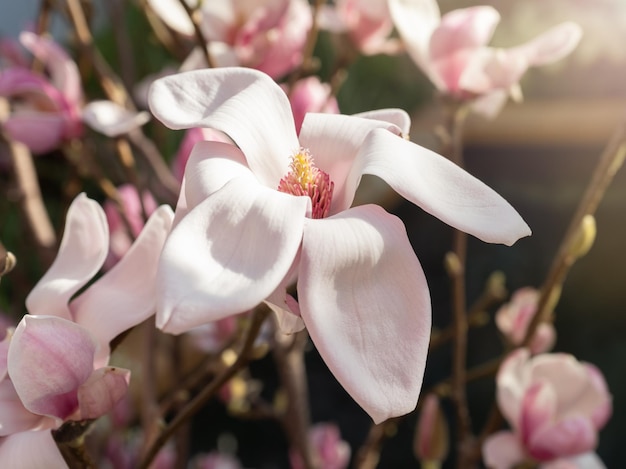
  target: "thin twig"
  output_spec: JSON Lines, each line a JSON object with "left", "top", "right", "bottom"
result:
{"left": 138, "top": 306, "right": 270, "bottom": 469}
{"left": 177, "top": 0, "right": 215, "bottom": 68}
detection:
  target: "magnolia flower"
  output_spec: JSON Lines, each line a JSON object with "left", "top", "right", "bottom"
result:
{"left": 285, "top": 76, "right": 339, "bottom": 133}
{"left": 290, "top": 423, "right": 351, "bottom": 469}
{"left": 388, "top": 0, "right": 582, "bottom": 116}
{"left": 0, "top": 32, "right": 149, "bottom": 154}
{"left": 0, "top": 32, "right": 83, "bottom": 154}
{"left": 146, "top": 0, "right": 312, "bottom": 79}
{"left": 483, "top": 349, "right": 612, "bottom": 469}
{"left": 0, "top": 194, "right": 173, "bottom": 466}
{"left": 495, "top": 287, "right": 556, "bottom": 354}
{"left": 318, "top": 0, "right": 401, "bottom": 55}
{"left": 148, "top": 67, "right": 530, "bottom": 423}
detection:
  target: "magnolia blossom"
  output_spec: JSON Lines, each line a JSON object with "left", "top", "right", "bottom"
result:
{"left": 318, "top": 0, "right": 401, "bottom": 55}
{"left": 483, "top": 349, "right": 612, "bottom": 469}
{"left": 0, "top": 194, "right": 173, "bottom": 466}
{"left": 172, "top": 127, "right": 234, "bottom": 181}
{"left": 285, "top": 76, "right": 339, "bottom": 133}
{"left": 147, "top": 0, "right": 312, "bottom": 78}
{"left": 388, "top": 0, "right": 582, "bottom": 116}
{"left": 148, "top": 67, "right": 530, "bottom": 423}
{"left": 0, "top": 32, "right": 83, "bottom": 154}
{"left": 0, "top": 32, "right": 149, "bottom": 154}
{"left": 495, "top": 287, "right": 556, "bottom": 354}
{"left": 290, "top": 423, "right": 350, "bottom": 469}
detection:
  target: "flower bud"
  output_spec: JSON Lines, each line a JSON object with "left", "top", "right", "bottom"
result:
{"left": 414, "top": 394, "right": 449, "bottom": 466}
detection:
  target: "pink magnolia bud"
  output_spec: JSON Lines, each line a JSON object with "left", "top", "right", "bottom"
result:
{"left": 290, "top": 423, "right": 351, "bottom": 469}
{"left": 414, "top": 394, "right": 449, "bottom": 465}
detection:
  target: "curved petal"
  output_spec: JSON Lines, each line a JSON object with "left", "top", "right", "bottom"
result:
{"left": 82, "top": 100, "right": 150, "bottom": 137}
{"left": 0, "top": 380, "right": 47, "bottom": 436}
{"left": 19, "top": 31, "right": 82, "bottom": 107}
{"left": 157, "top": 177, "right": 309, "bottom": 334}
{"left": 355, "top": 129, "right": 531, "bottom": 245}
{"left": 520, "top": 381, "right": 557, "bottom": 445}
{"left": 146, "top": 0, "right": 195, "bottom": 35}
{"left": 299, "top": 204, "right": 431, "bottom": 423}
{"left": 459, "top": 47, "right": 529, "bottom": 95}
{"left": 353, "top": 108, "right": 411, "bottom": 135}
{"left": 482, "top": 431, "right": 526, "bottom": 469}
{"left": 3, "top": 113, "right": 66, "bottom": 155}
{"left": 70, "top": 205, "right": 174, "bottom": 367}
{"left": 26, "top": 194, "right": 109, "bottom": 321}
{"left": 8, "top": 316, "right": 96, "bottom": 421}
{"left": 528, "top": 416, "right": 597, "bottom": 461}
{"left": 496, "top": 348, "right": 531, "bottom": 429}
{"left": 388, "top": 0, "right": 441, "bottom": 76}
{"left": 510, "top": 22, "right": 582, "bottom": 67}
{"left": 148, "top": 67, "right": 299, "bottom": 187}
{"left": 77, "top": 367, "right": 130, "bottom": 420}
{"left": 298, "top": 114, "right": 403, "bottom": 215}
{"left": 0, "top": 430, "right": 67, "bottom": 469}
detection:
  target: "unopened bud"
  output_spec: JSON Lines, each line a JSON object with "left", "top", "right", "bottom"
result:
{"left": 414, "top": 394, "right": 449, "bottom": 466}
{"left": 486, "top": 271, "right": 507, "bottom": 301}
{"left": 568, "top": 215, "right": 596, "bottom": 260}
{"left": 444, "top": 252, "right": 462, "bottom": 277}
{"left": 0, "top": 251, "right": 16, "bottom": 277}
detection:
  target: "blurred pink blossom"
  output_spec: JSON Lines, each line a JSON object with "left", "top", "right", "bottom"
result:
{"left": 148, "top": 67, "right": 530, "bottom": 423}
{"left": 194, "top": 451, "right": 242, "bottom": 469}
{"left": 147, "top": 0, "right": 312, "bottom": 78}
{"left": 0, "top": 32, "right": 83, "bottom": 154}
{"left": 285, "top": 76, "right": 339, "bottom": 133}
{"left": 318, "top": 0, "right": 401, "bottom": 55}
{"left": 172, "top": 127, "right": 234, "bottom": 182}
{"left": 483, "top": 348, "right": 612, "bottom": 469}
{"left": 104, "top": 184, "right": 159, "bottom": 268}
{"left": 290, "top": 423, "right": 350, "bottom": 469}
{"left": 414, "top": 394, "right": 448, "bottom": 464}
{"left": 388, "top": 0, "right": 582, "bottom": 116}
{"left": 495, "top": 287, "right": 556, "bottom": 354}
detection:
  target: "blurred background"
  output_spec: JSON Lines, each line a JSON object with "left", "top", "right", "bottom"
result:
{"left": 2, "top": 0, "right": 626, "bottom": 467}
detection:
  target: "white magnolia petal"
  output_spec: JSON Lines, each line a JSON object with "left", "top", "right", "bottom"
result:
{"left": 0, "top": 430, "right": 67, "bottom": 469}
{"left": 299, "top": 205, "right": 430, "bottom": 423}
{"left": 157, "top": 177, "right": 309, "bottom": 334}
{"left": 146, "top": 0, "right": 195, "bottom": 35}
{"left": 511, "top": 22, "right": 583, "bottom": 67}
{"left": 82, "top": 100, "right": 150, "bottom": 137}
{"left": 299, "top": 113, "right": 403, "bottom": 215}
{"left": 354, "top": 108, "right": 411, "bottom": 135}
{"left": 388, "top": 0, "right": 441, "bottom": 77}
{"left": 71, "top": 205, "right": 174, "bottom": 366}
{"left": 482, "top": 431, "right": 526, "bottom": 469}
{"left": 357, "top": 130, "right": 531, "bottom": 245}
{"left": 149, "top": 68, "right": 298, "bottom": 187}
{"left": 26, "top": 194, "right": 108, "bottom": 320}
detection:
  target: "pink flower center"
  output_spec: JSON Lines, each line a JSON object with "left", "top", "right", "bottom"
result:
{"left": 277, "top": 148, "right": 334, "bottom": 219}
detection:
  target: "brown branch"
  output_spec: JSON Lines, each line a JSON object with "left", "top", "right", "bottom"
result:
{"left": 138, "top": 306, "right": 270, "bottom": 469}
{"left": 177, "top": 0, "right": 215, "bottom": 68}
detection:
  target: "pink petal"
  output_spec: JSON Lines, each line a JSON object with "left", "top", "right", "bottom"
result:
{"left": 157, "top": 177, "right": 309, "bottom": 334}
{"left": 388, "top": 0, "right": 441, "bottom": 76}
{"left": 582, "top": 364, "right": 612, "bottom": 429}
{"left": 459, "top": 47, "right": 529, "bottom": 95}
{"left": 3, "top": 113, "right": 66, "bottom": 155}
{"left": 8, "top": 315, "right": 96, "bottom": 421}
{"left": 172, "top": 127, "right": 234, "bottom": 181}
{"left": 148, "top": 67, "right": 299, "bottom": 187}
{"left": 0, "top": 379, "right": 48, "bottom": 436}
{"left": 542, "top": 452, "right": 606, "bottom": 469}
{"left": 527, "top": 416, "right": 597, "bottom": 461}
{"left": 529, "top": 354, "right": 609, "bottom": 424}
{"left": 510, "top": 22, "right": 582, "bottom": 67}
{"left": 299, "top": 204, "right": 430, "bottom": 423}
{"left": 520, "top": 382, "right": 557, "bottom": 445}
{"left": 70, "top": 205, "right": 174, "bottom": 367}
{"left": 0, "top": 430, "right": 67, "bottom": 468}
{"left": 19, "top": 31, "right": 82, "bottom": 107}
{"left": 356, "top": 129, "right": 531, "bottom": 245}
{"left": 496, "top": 348, "right": 532, "bottom": 428}
{"left": 82, "top": 100, "right": 150, "bottom": 137}
{"left": 298, "top": 113, "right": 404, "bottom": 215}
{"left": 429, "top": 6, "right": 501, "bottom": 91}
{"left": 0, "top": 331, "right": 12, "bottom": 381}
{"left": 265, "top": 291, "right": 306, "bottom": 334}
{"left": 77, "top": 367, "right": 130, "bottom": 420}
{"left": 26, "top": 194, "right": 109, "bottom": 321}
{"left": 482, "top": 431, "right": 526, "bottom": 469}
{"left": 287, "top": 77, "right": 338, "bottom": 133}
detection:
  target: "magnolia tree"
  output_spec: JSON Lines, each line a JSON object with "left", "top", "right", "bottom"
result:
{"left": 0, "top": 0, "right": 618, "bottom": 468}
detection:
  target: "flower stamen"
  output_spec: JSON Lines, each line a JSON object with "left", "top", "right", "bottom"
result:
{"left": 278, "top": 148, "right": 334, "bottom": 219}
